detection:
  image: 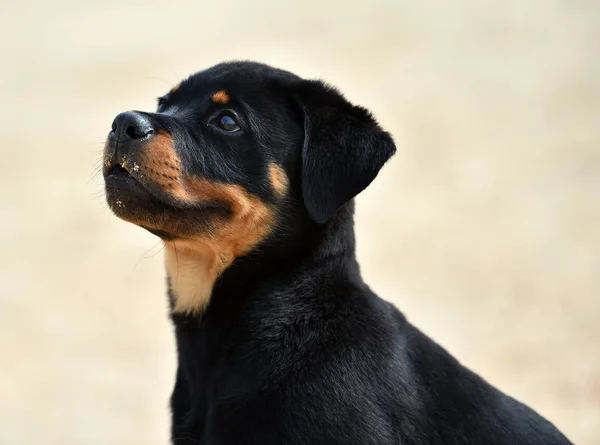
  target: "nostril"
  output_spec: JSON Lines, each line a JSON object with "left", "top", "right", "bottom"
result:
{"left": 126, "top": 125, "right": 139, "bottom": 139}
{"left": 125, "top": 124, "right": 153, "bottom": 140}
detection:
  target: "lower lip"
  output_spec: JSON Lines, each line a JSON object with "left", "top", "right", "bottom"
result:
{"left": 105, "top": 172, "right": 227, "bottom": 214}
{"left": 105, "top": 171, "right": 152, "bottom": 198}
{"left": 105, "top": 170, "right": 136, "bottom": 183}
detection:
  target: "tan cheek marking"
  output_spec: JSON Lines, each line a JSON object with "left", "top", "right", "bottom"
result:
{"left": 139, "top": 132, "right": 192, "bottom": 201}
{"left": 269, "top": 163, "right": 288, "bottom": 197}
{"left": 136, "top": 132, "right": 274, "bottom": 313}
{"left": 165, "top": 178, "right": 274, "bottom": 314}
{"left": 211, "top": 90, "right": 230, "bottom": 104}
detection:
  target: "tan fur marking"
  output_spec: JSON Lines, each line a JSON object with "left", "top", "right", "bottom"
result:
{"left": 211, "top": 90, "right": 230, "bottom": 104}
{"left": 165, "top": 240, "right": 221, "bottom": 314}
{"left": 170, "top": 82, "right": 181, "bottom": 94}
{"left": 269, "top": 163, "right": 288, "bottom": 197}
{"left": 132, "top": 131, "right": 274, "bottom": 313}
{"left": 139, "top": 132, "right": 189, "bottom": 201}
{"left": 164, "top": 177, "right": 274, "bottom": 314}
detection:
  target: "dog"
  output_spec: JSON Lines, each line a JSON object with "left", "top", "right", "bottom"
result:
{"left": 102, "top": 61, "right": 572, "bottom": 444}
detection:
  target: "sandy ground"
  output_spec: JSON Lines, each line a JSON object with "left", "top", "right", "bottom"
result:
{"left": 0, "top": 1, "right": 599, "bottom": 444}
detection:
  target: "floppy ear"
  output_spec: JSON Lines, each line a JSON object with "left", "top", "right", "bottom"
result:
{"left": 293, "top": 80, "right": 396, "bottom": 224}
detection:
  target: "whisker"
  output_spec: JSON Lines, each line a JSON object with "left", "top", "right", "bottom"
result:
{"left": 133, "top": 240, "right": 165, "bottom": 270}
{"left": 174, "top": 240, "right": 180, "bottom": 279}
{"left": 88, "top": 167, "right": 104, "bottom": 185}
{"left": 92, "top": 191, "right": 106, "bottom": 201}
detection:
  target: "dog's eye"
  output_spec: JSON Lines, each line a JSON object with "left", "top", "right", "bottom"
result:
{"left": 216, "top": 113, "right": 240, "bottom": 132}
{"left": 157, "top": 98, "right": 167, "bottom": 113}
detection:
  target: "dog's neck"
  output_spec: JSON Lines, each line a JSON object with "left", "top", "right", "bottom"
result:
{"left": 164, "top": 202, "right": 358, "bottom": 318}
{"left": 163, "top": 238, "right": 225, "bottom": 315}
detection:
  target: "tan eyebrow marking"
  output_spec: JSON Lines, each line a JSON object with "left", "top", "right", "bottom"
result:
{"left": 211, "top": 90, "right": 230, "bottom": 104}
{"left": 269, "top": 163, "right": 288, "bottom": 197}
{"left": 170, "top": 82, "right": 181, "bottom": 94}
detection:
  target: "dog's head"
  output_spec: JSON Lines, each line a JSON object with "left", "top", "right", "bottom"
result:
{"left": 103, "top": 61, "right": 395, "bottom": 311}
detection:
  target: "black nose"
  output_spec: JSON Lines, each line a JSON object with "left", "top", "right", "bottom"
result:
{"left": 111, "top": 111, "right": 154, "bottom": 141}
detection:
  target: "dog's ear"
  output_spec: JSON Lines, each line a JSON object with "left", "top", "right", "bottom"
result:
{"left": 292, "top": 80, "right": 396, "bottom": 224}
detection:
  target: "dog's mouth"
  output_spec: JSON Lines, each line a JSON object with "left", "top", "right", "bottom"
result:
{"left": 104, "top": 159, "right": 175, "bottom": 203}
{"left": 108, "top": 163, "right": 131, "bottom": 177}
{"left": 103, "top": 160, "right": 136, "bottom": 184}
{"left": 105, "top": 160, "right": 148, "bottom": 193}
{"left": 104, "top": 159, "right": 168, "bottom": 210}
{"left": 104, "top": 161, "right": 143, "bottom": 185}
{"left": 104, "top": 162, "right": 150, "bottom": 194}
{"left": 103, "top": 158, "right": 231, "bottom": 239}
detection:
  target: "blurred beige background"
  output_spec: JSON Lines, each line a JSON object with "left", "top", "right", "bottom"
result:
{"left": 1, "top": 0, "right": 599, "bottom": 444}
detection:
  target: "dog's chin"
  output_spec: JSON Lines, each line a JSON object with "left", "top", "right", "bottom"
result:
{"left": 104, "top": 173, "right": 224, "bottom": 239}
{"left": 105, "top": 170, "right": 153, "bottom": 204}
{"left": 105, "top": 172, "right": 162, "bottom": 219}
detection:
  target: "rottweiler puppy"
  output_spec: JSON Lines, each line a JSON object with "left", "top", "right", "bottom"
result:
{"left": 103, "top": 61, "right": 572, "bottom": 444}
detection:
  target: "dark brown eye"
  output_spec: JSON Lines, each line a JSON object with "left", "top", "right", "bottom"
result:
{"left": 157, "top": 98, "right": 168, "bottom": 113}
{"left": 216, "top": 113, "right": 240, "bottom": 132}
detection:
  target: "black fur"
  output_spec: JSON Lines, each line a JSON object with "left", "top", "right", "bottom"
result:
{"left": 105, "top": 61, "right": 572, "bottom": 445}
{"left": 293, "top": 80, "right": 397, "bottom": 224}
